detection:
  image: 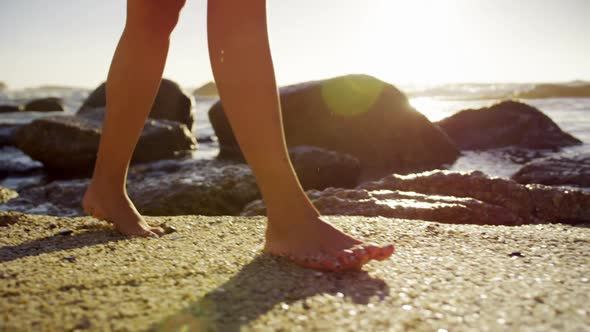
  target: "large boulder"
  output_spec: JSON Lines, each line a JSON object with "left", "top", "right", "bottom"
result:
{"left": 23, "top": 97, "right": 64, "bottom": 112}
{"left": 209, "top": 74, "right": 459, "bottom": 181}
{"left": 516, "top": 83, "right": 590, "bottom": 99}
{"left": 512, "top": 154, "right": 590, "bottom": 187}
{"left": 243, "top": 170, "right": 590, "bottom": 226}
{"left": 14, "top": 108, "right": 196, "bottom": 176}
{"left": 78, "top": 78, "right": 194, "bottom": 129}
{"left": 437, "top": 100, "right": 581, "bottom": 151}
{"left": 289, "top": 146, "right": 360, "bottom": 190}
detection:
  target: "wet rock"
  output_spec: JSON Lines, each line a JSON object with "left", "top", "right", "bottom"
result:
{"left": 0, "top": 159, "right": 259, "bottom": 217}
{"left": 0, "top": 124, "right": 21, "bottom": 146}
{"left": 512, "top": 154, "right": 590, "bottom": 187}
{"left": 14, "top": 108, "right": 196, "bottom": 176}
{"left": 23, "top": 97, "right": 64, "bottom": 112}
{"left": 0, "top": 105, "right": 21, "bottom": 113}
{"left": 0, "top": 186, "right": 18, "bottom": 204}
{"left": 210, "top": 74, "right": 459, "bottom": 181}
{"left": 288, "top": 146, "right": 360, "bottom": 190}
{"left": 78, "top": 78, "right": 194, "bottom": 129}
{"left": 436, "top": 100, "right": 581, "bottom": 150}
{"left": 242, "top": 170, "right": 590, "bottom": 225}
{"left": 127, "top": 159, "right": 259, "bottom": 216}
{"left": 516, "top": 83, "right": 590, "bottom": 99}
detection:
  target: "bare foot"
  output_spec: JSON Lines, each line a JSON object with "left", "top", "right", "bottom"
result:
{"left": 264, "top": 209, "right": 394, "bottom": 272}
{"left": 82, "top": 182, "right": 164, "bottom": 237}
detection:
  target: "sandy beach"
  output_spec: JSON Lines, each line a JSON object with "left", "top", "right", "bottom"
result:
{"left": 1, "top": 211, "right": 588, "bottom": 331}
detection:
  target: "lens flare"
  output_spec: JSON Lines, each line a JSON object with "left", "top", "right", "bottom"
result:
{"left": 321, "top": 74, "right": 386, "bottom": 117}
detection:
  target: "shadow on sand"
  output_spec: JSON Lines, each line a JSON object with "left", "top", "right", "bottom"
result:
{"left": 152, "top": 254, "right": 390, "bottom": 331}
{"left": 0, "top": 225, "right": 125, "bottom": 263}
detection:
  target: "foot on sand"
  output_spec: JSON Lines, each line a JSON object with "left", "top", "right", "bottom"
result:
{"left": 82, "top": 182, "right": 164, "bottom": 237}
{"left": 264, "top": 213, "right": 394, "bottom": 272}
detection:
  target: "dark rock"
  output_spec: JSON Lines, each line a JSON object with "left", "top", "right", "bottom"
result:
{"left": 242, "top": 170, "right": 590, "bottom": 226}
{"left": 0, "top": 159, "right": 259, "bottom": 217}
{"left": 78, "top": 78, "right": 194, "bottom": 129}
{"left": 56, "top": 229, "right": 74, "bottom": 236}
{"left": 14, "top": 108, "right": 196, "bottom": 175}
{"left": 512, "top": 154, "right": 590, "bottom": 187}
{"left": 0, "top": 105, "right": 21, "bottom": 113}
{"left": 437, "top": 100, "right": 581, "bottom": 150}
{"left": 0, "top": 124, "right": 21, "bottom": 146}
{"left": 0, "top": 186, "right": 18, "bottom": 204}
{"left": 516, "top": 83, "right": 590, "bottom": 99}
{"left": 209, "top": 74, "right": 459, "bottom": 181}
{"left": 23, "top": 97, "right": 64, "bottom": 112}
{"left": 288, "top": 146, "right": 360, "bottom": 190}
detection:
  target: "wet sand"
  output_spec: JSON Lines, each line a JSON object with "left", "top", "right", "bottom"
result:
{"left": 1, "top": 211, "right": 589, "bottom": 331}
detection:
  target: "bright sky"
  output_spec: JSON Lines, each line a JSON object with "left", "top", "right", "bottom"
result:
{"left": 1, "top": 0, "right": 589, "bottom": 89}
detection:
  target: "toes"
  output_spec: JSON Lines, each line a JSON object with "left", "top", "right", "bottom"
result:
{"left": 373, "top": 244, "right": 395, "bottom": 261}
{"left": 150, "top": 227, "right": 166, "bottom": 236}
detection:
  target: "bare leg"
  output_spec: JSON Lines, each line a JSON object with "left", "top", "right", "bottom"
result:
{"left": 207, "top": 0, "right": 394, "bottom": 271}
{"left": 82, "top": 0, "right": 186, "bottom": 237}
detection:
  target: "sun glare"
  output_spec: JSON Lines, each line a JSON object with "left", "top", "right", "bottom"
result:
{"left": 362, "top": 0, "right": 470, "bottom": 85}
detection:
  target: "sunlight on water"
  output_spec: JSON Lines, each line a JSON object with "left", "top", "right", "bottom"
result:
{"left": 409, "top": 97, "right": 453, "bottom": 122}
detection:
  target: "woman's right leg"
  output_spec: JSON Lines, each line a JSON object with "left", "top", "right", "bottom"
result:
{"left": 82, "top": 0, "right": 186, "bottom": 237}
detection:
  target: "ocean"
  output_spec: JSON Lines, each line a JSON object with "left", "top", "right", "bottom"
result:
{"left": 1, "top": 83, "right": 589, "bottom": 191}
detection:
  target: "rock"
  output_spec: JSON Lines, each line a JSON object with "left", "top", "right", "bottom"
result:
{"left": 0, "top": 159, "right": 260, "bottom": 217}
{"left": 0, "top": 186, "right": 18, "bottom": 204}
{"left": 512, "top": 154, "right": 590, "bottom": 187}
{"left": 210, "top": 74, "right": 459, "bottom": 181}
{"left": 0, "top": 124, "right": 21, "bottom": 146}
{"left": 14, "top": 108, "right": 196, "bottom": 175}
{"left": 23, "top": 97, "right": 64, "bottom": 112}
{"left": 288, "top": 146, "right": 360, "bottom": 190}
{"left": 437, "top": 100, "right": 581, "bottom": 150}
{"left": 78, "top": 78, "right": 194, "bottom": 129}
{"left": 516, "top": 83, "right": 590, "bottom": 99}
{"left": 0, "top": 105, "right": 21, "bottom": 113}
{"left": 193, "top": 81, "right": 218, "bottom": 97}
{"left": 127, "top": 159, "right": 259, "bottom": 216}
{"left": 242, "top": 170, "right": 590, "bottom": 225}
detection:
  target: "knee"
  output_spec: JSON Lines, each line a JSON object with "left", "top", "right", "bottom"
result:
{"left": 127, "top": 0, "right": 186, "bottom": 38}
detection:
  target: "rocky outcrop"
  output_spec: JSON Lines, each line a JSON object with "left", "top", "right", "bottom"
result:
{"left": 78, "top": 78, "right": 194, "bottom": 129}
{"left": 512, "top": 154, "right": 590, "bottom": 187}
{"left": 0, "top": 186, "right": 17, "bottom": 204}
{"left": 243, "top": 170, "right": 590, "bottom": 225}
{"left": 0, "top": 159, "right": 258, "bottom": 217}
{"left": 516, "top": 83, "right": 590, "bottom": 99}
{"left": 23, "top": 97, "right": 64, "bottom": 112}
{"left": 14, "top": 108, "right": 196, "bottom": 175}
{"left": 288, "top": 146, "right": 360, "bottom": 189}
{"left": 436, "top": 100, "right": 581, "bottom": 150}
{"left": 209, "top": 74, "right": 459, "bottom": 181}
